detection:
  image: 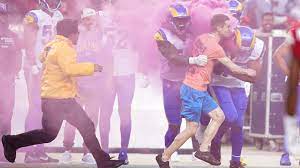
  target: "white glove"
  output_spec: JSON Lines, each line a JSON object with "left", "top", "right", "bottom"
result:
{"left": 136, "top": 73, "right": 150, "bottom": 88}
{"left": 31, "top": 65, "right": 40, "bottom": 75}
{"left": 189, "top": 55, "right": 208, "bottom": 66}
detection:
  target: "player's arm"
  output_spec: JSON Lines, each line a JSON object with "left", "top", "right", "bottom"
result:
{"left": 273, "top": 41, "right": 291, "bottom": 76}
{"left": 23, "top": 12, "right": 38, "bottom": 66}
{"left": 156, "top": 40, "right": 189, "bottom": 65}
{"left": 287, "top": 57, "right": 299, "bottom": 116}
{"left": 217, "top": 56, "right": 256, "bottom": 77}
{"left": 156, "top": 40, "right": 207, "bottom": 66}
{"left": 14, "top": 35, "right": 23, "bottom": 73}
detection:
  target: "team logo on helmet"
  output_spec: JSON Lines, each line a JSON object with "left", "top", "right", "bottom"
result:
{"left": 235, "top": 26, "right": 256, "bottom": 51}
{"left": 227, "top": 0, "right": 243, "bottom": 20}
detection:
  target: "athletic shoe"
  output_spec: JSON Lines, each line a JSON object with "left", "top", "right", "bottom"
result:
{"left": 82, "top": 153, "right": 96, "bottom": 164}
{"left": 210, "top": 141, "right": 221, "bottom": 162}
{"left": 60, "top": 151, "right": 72, "bottom": 163}
{"left": 192, "top": 151, "right": 201, "bottom": 161}
{"left": 101, "top": 159, "right": 124, "bottom": 168}
{"left": 240, "top": 157, "right": 247, "bottom": 166}
{"left": 156, "top": 154, "right": 170, "bottom": 168}
{"left": 280, "top": 153, "right": 291, "bottom": 166}
{"left": 230, "top": 160, "right": 245, "bottom": 168}
{"left": 38, "top": 152, "right": 59, "bottom": 163}
{"left": 118, "top": 151, "right": 129, "bottom": 165}
{"left": 25, "top": 151, "right": 59, "bottom": 163}
{"left": 24, "top": 152, "right": 40, "bottom": 163}
{"left": 1, "top": 135, "right": 16, "bottom": 163}
{"left": 194, "top": 150, "right": 221, "bottom": 166}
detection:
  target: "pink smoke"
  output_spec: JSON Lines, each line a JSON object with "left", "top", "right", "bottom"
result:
{"left": 189, "top": 0, "right": 237, "bottom": 36}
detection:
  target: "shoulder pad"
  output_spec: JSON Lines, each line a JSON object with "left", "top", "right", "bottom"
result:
{"left": 24, "top": 11, "right": 39, "bottom": 25}
{"left": 154, "top": 28, "right": 168, "bottom": 41}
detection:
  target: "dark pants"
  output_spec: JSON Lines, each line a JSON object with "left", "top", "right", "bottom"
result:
{"left": 0, "top": 77, "right": 15, "bottom": 158}
{"left": 63, "top": 85, "right": 102, "bottom": 153}
{"left": 8, "top": 98, "right": 109, "bottom": 167}
{"left": 99, "top": 75, "right": 135, "bottom": 153}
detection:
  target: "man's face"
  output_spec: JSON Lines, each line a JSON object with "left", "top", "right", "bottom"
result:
{"left": 218, "top": 20, "right": 232, "bottom": 38}
{"left": 262, "top": 15, "right": 274, "bottom": 33}
{"left": 172, "top": 17, "right": 191, "bottom": 35}
{"left": 81, "top": 16, "right": 96, "bottom": 30}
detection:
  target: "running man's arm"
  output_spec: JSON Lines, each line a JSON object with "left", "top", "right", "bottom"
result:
{"left": 56, "top": 45, "right": 95, "bottom": 77}
{"left": 228, "top": 59, "right": 262, "bottom": 83}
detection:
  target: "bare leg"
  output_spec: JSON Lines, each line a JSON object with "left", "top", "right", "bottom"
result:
{"left": 162, "top": 121, "right": 198, "bottom": 161}
{"left": 200, "top": 107, "right": 225, "bottom": 152}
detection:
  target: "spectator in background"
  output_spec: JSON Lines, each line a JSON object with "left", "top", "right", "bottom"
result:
{"left": 256, "top": 12, "right": 274, "bottom": 35}
{"left": 98, "top": 1, "right": 149, "bottom": 164}
{"left": 241, "top": 0, "right": 271, "bottom": 29}
{"left": 61, "top": 8, "right": 103, "bottom": 164}
{"left": 0, "top": 2, "right": 22, "bottom": 162}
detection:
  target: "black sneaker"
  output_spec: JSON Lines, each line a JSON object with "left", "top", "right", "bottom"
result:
{"left": 210, "top": 141, "right": 221, "bottom": 162}
{"left": 1, "top": 135, "right": 16, "bottom": 163}
{"left": 101, "top": 159, "right": 125, "bottom": 168}
{"left": 194, "top": 150, "right": 221, "bottom": 166}
{"left": 230, "top": 160, "right": 245, "bottom": 168}
{"left": 155, "top": 154, "right": 170, "bottom": 168}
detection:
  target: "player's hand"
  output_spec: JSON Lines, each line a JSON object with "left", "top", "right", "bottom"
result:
{"left": 189, "top": 55, "right": 208, "bottom": 66}
{"left": 94, "top": 64, "right": 103, "bottom": 72}
{"left": 31, "top": 65, "right": 40, "bottom": 75}
{"left": 246, "top": 68, "right": 256, "bottom": 77}
{"left": 137, "top": 73, "right": 150, "bottom": 88}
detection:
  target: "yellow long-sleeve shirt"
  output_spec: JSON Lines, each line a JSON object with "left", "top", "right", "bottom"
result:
{"left": 40, "top": 35, "right": 95, "bottom": 99}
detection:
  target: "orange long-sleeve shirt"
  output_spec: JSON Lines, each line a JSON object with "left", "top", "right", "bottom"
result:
{"left": 40, "top": 35, "right": 95, "bottom": 99}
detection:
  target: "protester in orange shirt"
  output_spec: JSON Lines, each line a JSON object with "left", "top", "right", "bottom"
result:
{"left": 156, "top": 14, "right": 256, "bottom": 167}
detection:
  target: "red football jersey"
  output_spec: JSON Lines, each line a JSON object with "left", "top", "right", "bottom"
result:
{"left": 291, "top": 23, "right": 300, "bottom": 60}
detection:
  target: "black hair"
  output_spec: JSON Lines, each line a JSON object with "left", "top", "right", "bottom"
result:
{"left": 210, "top": 14, "right": 230, "bottom": 31}
{"left": 56, "top": 19, "right": 79, "bottom": 37}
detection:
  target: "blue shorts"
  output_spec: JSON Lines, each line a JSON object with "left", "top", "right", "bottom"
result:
{"left": 180, "top": 84, "right": 219, "bottom": 123}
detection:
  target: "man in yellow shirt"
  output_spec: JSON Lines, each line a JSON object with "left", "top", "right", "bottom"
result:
{"left": 1, "top": 19, "right": 124, "bottom": 168}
